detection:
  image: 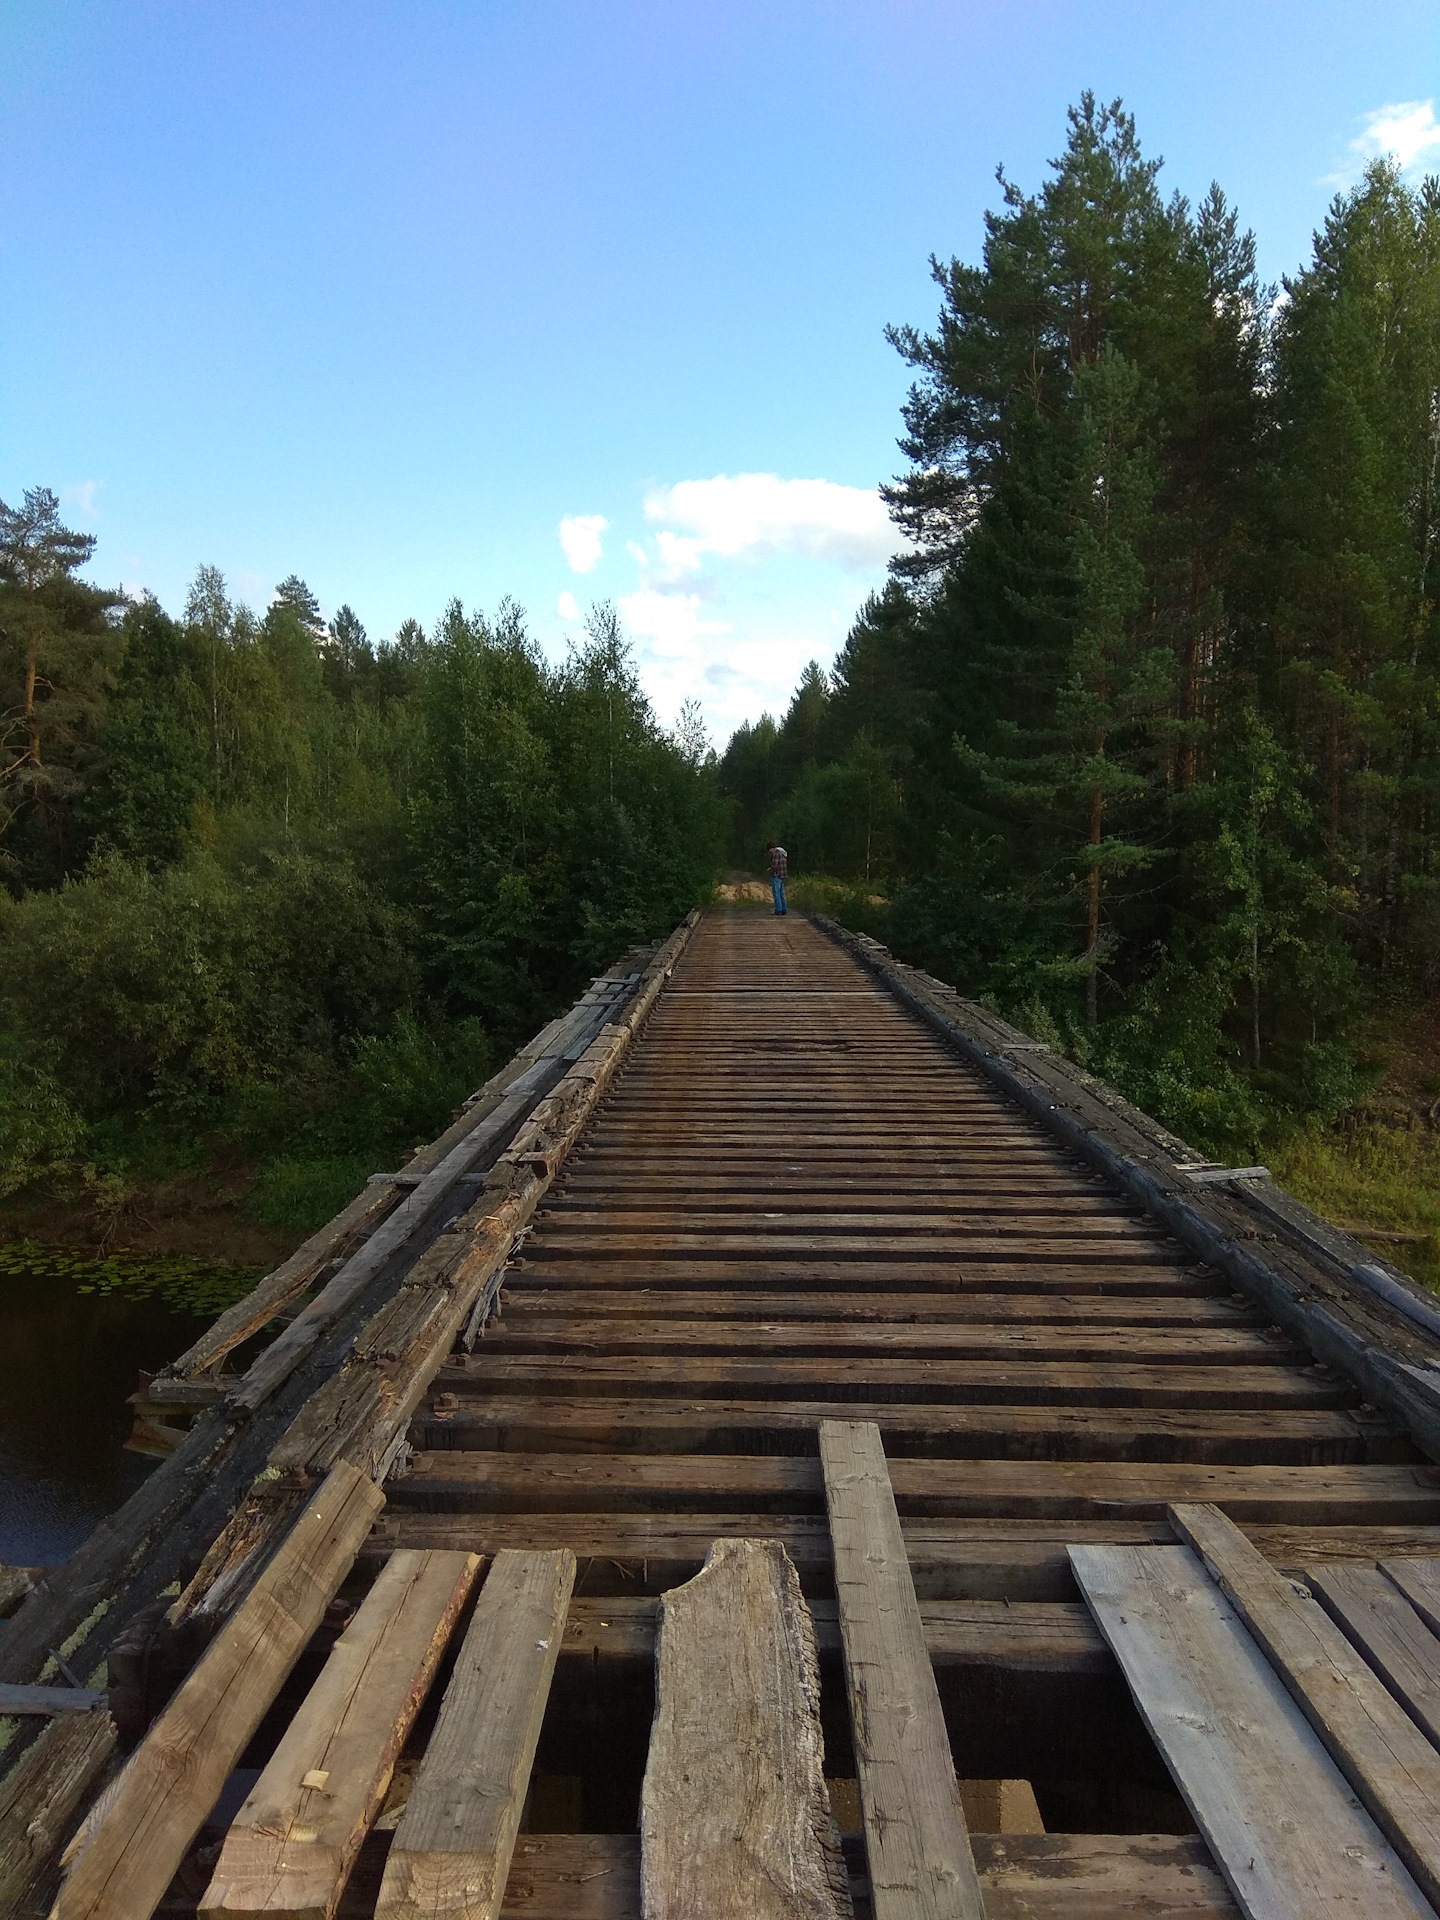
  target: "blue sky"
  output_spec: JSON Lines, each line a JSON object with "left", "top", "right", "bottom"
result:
{"left": 4, "top": 3, "right": 1438, "bottom": 745}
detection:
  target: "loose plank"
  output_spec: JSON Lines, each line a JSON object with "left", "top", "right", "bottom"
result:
{"left": 1306, "top": 1561, "right": 1440, "bottom": 1749}
{"left": 640, "top": 1539, "right": 851, "bottom": 1919}
{"left": 819, "top": 1419, "right": 984, "bottom": 1920}
{"left": 53, "top": 1462, "right": 385, "bottom": 1920}
{"left": 375, "top": 1548, "right": 576, "bottom": 1920}
{"left": 1170, "top": 1503, "right": 1440, "bottom": 1910}
{"left": 200, "top": 1548, "right": 480, "bottom": 1918}
{"left": 1069, "top": 1541, "right": 1430, "bottom": 1920}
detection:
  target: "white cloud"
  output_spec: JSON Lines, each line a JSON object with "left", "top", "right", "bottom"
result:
{"left": 559, "top": 513, "right": 608, "bottom": 573}
{"left": 61, "top": 479, "right": 100, "bottom": 518}
{"left": 1332, "top": 100, "right": 1440, "bottom": 182}
{"left": 642, "top": 473, "right": 898, "bottom": 576}
{"left": 557, "top": 589, "right": 581, "bottom": 620}
{"left": 618, "top": 587, "right": 731, "bottom": 660}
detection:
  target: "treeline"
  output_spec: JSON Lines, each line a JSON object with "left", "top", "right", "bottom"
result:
{"left": 0, "top": 514, "right": 722, "bottom": 1209}
{"left": 721, "top": 98, "right": 1440, "bottom": 1154}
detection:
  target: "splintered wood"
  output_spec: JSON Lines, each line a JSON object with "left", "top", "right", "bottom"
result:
{"left": 52, "top": 1463, "right": 384, "bottom": 1920}
{"left": 640, "top": 1538, "right": 850, "bottom": 1920}
{"left": 200, "top": 1549, "right": 479, "bottom": 1918}
{"left": 375, "top": 1548, "right": 575, "bottom": 1920}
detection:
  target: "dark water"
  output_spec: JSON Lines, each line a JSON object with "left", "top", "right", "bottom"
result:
{"left": 0, "top": 1246, "right": 258, "bottom": 1568}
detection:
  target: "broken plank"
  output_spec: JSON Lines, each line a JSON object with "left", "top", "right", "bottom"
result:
{"left": 819, "top": 1419, "right": 984, "bottom": 1920}
{"left": 1070, "top": 1541, "right": 1430, "bottom": 1920}
{"left": 52, "top": 1463, "right": 385, "bottom": 1920}
{"left": 199, "top": 1548, "right": 480, "bottom": 1918}
{"left": 375, "top": 1548, "right": 576, "bottom": 1920}
{"left": 0, "top": 1708, "right": 116, "bottom": 1920}
{"left": 1170, "top": 1502, "right": 1440, "bottom": 1910}
{"left": 1306, "top": 1561, "right": 1440, "bottom": 1750}
{"left": 639, "top": 1538, "right": 851, "bottom": 1919}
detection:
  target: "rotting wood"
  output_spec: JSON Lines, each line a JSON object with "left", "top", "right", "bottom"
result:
{"left": 639, "top": 1538, "right": 851, "bottom": 1920}
{"left": 375, "top": 1548, "right": 576, "bottom": 1920}
{"left": 199, "top": 1548, "right": 480, "bottom": 1918}
{"left": 1169, "top": 1502, "right": 1440, "bottom": 1910}
{"left": 162, "top": 915, "right": 698, "bottom": 1639}
{"left": 1070, "top": 1541, "right": 1430, "bottom": 1920}
{"left": 0, "top": 1708, "right": 116, "bottom": 1920}
{"left": 51, "top": 1463, "right": 384, "bottom": 1920}
{"left": 819, "top": 1419, "right": 984, "bottom": 1920}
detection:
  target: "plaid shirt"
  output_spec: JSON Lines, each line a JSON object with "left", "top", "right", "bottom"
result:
{"left": 768, "top": 845, "right": 788, "bottom": 878}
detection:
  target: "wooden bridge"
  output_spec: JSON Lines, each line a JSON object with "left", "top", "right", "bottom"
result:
{"left": 9, "top": 909, "right": 1440, "bottom": 1917}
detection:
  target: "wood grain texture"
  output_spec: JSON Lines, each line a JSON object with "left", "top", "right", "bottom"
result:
{"left": 1070, "top": 1541, "right": 1430, "bottom": 1920}
{"left": 819, "top": 1420, "right": 984, "bottom": 1920}
{"left": 375, "top": 1548, "right": 576, "bottom": 1920}
{"left": 1381, "top": 1556, "right": 1440, "bottom": 1636}
{"left": 639, "top": 1539, "right": 851, "bottom": 1920}
{"left": 52, "top": 1464, "right": 384, "bottom": 1920}
{"left": 0, "top": 1708, "right": 116, "bottom": 1920}
{"left": 1307, "top": 1560, "right": 1440, "bottom": 1748}
{"left": 1169, "top": 1503, "right": 1440, "bottom": 1910}
{"left": 199, "top": 1549, "right": 480, "bottom": 1919}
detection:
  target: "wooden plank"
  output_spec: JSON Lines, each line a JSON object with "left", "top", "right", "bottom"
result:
{"left": 375, "top": 1548, "right": 576, "bottom": 1920}
{"left": 418, "top": 1392, "right": 1384, "bottom": 1466}
{"left": 1069, "top": 1541, "right": 1430, "bottom": 1920}
{"left": 53, "top": 1463, "right": 385, "bottom": 1920}
{"left": 0, "top": 1684, "right": 104, "bottom": 1715}
{"left": 498, "top": 1289, "right": 1256, "bottom": 1324}
{"left": 1381, "top": 1557, "right": 1440, "bottom": 1636}
{"left": 442, "top": 1352, "right": 1352, "bottom": 1408}
{"left": 0, "top": 1708, "right": 116, "bottom": 1920}
{"left": 391, "top": 1453, "right": 1440, "bottom": 1525}
{"left": 819, "top": 1419, "right": 984, "bottom": 1920}
{"left": 639, "top": 1539, "right": 851, "bottom": 1919}
{"left": 1307, "top": 1561, "right": 1440, "bottom": 1749}
{"left": 199, "top": 1548, "right": 480, "bottom": 1918}
{"left": 1170, "top": 1503, "right": 1440, "bottom": 1909}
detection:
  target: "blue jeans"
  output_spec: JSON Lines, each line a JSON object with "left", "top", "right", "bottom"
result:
{"left": 771, "top": 874, "right": 787, "bottom": 914}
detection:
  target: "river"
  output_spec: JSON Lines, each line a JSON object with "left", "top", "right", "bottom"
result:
{"left": 0, "top": 1245, "right": 258, "bottom": 1570}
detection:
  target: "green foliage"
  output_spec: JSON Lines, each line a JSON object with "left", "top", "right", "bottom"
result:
{"left": 0, "top": 1239, "right": 263, "bottom": 1315}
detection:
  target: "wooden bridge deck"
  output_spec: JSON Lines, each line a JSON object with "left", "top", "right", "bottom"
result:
{"left": 17, "top": 909, "right": 1440, "bottom": 1918}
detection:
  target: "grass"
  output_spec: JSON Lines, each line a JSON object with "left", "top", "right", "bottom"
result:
{"left": 1269, "top": 1123, "right": 1440, "bottom": 1293}
{"left": 244, "top": 1153, "right": 375, "bottom": 1234}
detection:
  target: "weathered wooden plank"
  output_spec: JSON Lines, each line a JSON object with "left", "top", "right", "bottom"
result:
{"left": 640, "top": 1539, "right": 851, "bottom": 1919}
{"left": 418, "top": 1392, "right": 1387, "bottom": 1465}
{"left": 0, "top": 1685, "right": 104, "bottom": 1716}
{"left": 199, "top": 1548, "right": 480, "bottom": 1918}
{"left": 375, "top": 1548, "right": 576, "bottom": 1920}
{"left": 819, "top": 1419, "right": 984, "bottom": 1920}
{"left": 391, "top": 1454, "right": 1440, "bottom": 1525}
{"left": 483, "top": 1319, "right": 1287, "bottom": 1363}
{"left": 1169, "top": 1502, "right": 1440, "bottom": 1910}
{"left": 497, "top": 1288, "right": 1257, "bottom": 1324}
{"left": 0, "top": 1708, "right": 116, "bottom": 1920}
{"left": 440, "top": 1352, "right": 1352, "bottom": 1407}
{"left": 1307, "top": 1561, "right": 1440, "bottom": 1749}
{"left": 1381, "top": 1557, "right": 1440, "bottom": 1636}
{"left": 1069, "top": 1542, "right": 1430, "bottom": 1920}
{"left": 52, "top": 1464, "right": 385, "bottom": 1920}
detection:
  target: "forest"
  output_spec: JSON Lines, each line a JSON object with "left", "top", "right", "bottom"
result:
{"left": 0, "top": 536, "right": 723, "bottom": 1231}
{"left": 4, "top": 94, "right": 1438, "bottom": 1266}
{"left": 721, "top": 98, "right": 1440, "bottom": 1239}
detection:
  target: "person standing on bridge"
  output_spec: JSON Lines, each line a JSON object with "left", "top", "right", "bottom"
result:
{"left": 767, "top": 840, "right": 788, "bottom": 915}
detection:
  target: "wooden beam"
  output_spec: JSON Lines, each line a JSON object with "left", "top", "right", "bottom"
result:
{"left": 52, "top": 1463, "right": 384, "bottom": 1920}
{"left": 818, "top": 1419, "right": 984, "bottom": 1920}
{"left": 639, "top": 1539, "right": 851, "bottom": 1919}
{"left": 375, "top": 1548, "right": 576, "bottom": 1920}
{"left": 1170, "top": 1503, "right": 1440, "bottom": 1910}
{"left": 1070, "top": 1540, "right": 1430, "bottom": 1920}
{"left": 0, "top": 1708, "right": 116, "bottom": 1920}
{"left": 199, "top": 1548, "right": 480, "bottom": 1918}
{"left": 0, "top": 1684, "right": 104, "bottom": 1716}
